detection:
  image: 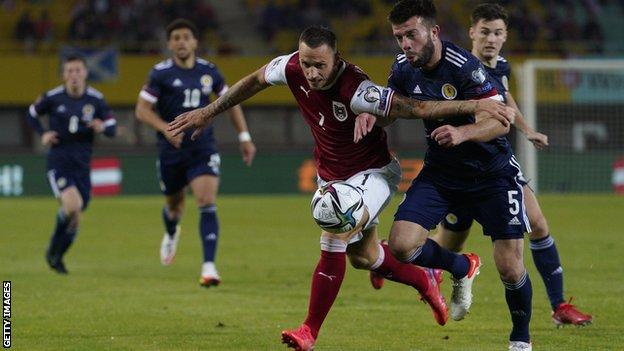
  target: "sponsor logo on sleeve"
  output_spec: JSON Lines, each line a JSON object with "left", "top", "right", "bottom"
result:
{"left": 471, "top": 67, "right": 486, "bottom": 84}
{"left": 379, "top": 88, "right": 390, "bottom": 111}
{"left": 475, "top": 81, "right": 493, "bottom": 95}
{"left": 363, "top": 86, "right": 381, "bottom": 103}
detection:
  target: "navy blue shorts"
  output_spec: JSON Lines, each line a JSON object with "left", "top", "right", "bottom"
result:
{"left": 395, "top": 163, "right": 531, "bottom": 240}
{"left": 157, "top": 146, "right": 220, "bottom": 195}
{"left": 441, "top": 165, "right": 532, "bottom": 234}
{"left": 46, "top": 167, "right": 91, "bottom": 210}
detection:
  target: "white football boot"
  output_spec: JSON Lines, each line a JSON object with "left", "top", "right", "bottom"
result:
{"left": 508, "top": 341, "right": 532, "bottom": 351}
{"left": 450, "top": 253, "right": 482, "bottom": 321}
{"left": 200, "top": 261, "right": 221, "bottom": 287}
{"left": 160, "top": 225, "right": 180, "bottom": 265}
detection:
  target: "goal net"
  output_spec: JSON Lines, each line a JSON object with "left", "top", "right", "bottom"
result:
{"left": 518, "top": 59, "right": 624, "bottom": 193}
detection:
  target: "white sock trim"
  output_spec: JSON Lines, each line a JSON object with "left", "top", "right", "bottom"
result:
{"left": 320, "top": 236, "right": 347, "bottom": 252}
{"left": 370, "top": 243, "right": 385, "bottom": 270}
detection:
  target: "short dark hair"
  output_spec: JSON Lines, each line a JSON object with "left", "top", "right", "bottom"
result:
{"left": 63, "top": 55, "right": 87, "bottom": 67}
{"left": 388, "top": 0, "right": 437, "bottom": 27}
{"left": 166, "top": 18, "right": 198, "bottom": 40}
{"left": 471, "top": 3, "right": 509, "bottom": 27}
{"left": 299, "top": 26, "right": 337, "bottom": 52}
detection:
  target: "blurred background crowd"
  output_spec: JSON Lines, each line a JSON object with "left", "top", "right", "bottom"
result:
{"left": 3, "top": 0, "right": 624, "bottom": 57}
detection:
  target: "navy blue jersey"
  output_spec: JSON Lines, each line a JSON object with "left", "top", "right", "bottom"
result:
{"left": 140, "top": 58, "right": 227, "bottom": 151}
{"left": 27, "top": 85, "right": 116, "bottom": 171}
{"left": 388, "top": 41, "right": 513, "bottom": 179}
{"left": 484, "top": 55, "right": 511, "bottom": 103}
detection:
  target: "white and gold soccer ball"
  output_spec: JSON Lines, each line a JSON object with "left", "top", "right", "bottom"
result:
{"left": 311, "top": 181, "right": 365, "bottom": 234}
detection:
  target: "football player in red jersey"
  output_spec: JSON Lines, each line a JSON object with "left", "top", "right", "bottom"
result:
{"left": 169, "top": 26, "right": 511, "bottom": 351}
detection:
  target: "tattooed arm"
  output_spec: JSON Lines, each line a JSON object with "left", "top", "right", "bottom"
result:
{"left": 387, "top": 93, "right": 509, "bottom": 125}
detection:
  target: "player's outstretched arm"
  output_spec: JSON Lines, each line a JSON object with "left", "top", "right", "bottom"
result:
{"left": 505, "top": 92, "right": 548, "bottom": 149}
{"left": 168, "top": 67, "right": 271, "bottom": 140}
{"left": 389, "top": 93, "right": 511, "bottom": 126}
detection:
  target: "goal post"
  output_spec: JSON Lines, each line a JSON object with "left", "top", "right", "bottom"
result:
{"left": 519, "top": 59, "right": 624, "bottom": 193}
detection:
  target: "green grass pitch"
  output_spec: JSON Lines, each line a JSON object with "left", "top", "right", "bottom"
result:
{"left": 1, "top": 194, "right": 623, "bottom": 350}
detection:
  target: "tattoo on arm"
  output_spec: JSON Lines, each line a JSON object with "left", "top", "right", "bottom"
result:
{"left": 206, "top": 73, "right": 267, "bottom": 117}
{"left": 389, "top": 94, "right": 478, "bottom": 120}
{"left": 427, "top": 101, "right": 442, "bottom": 120}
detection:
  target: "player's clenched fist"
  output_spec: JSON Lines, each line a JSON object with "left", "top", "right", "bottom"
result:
{"left": 431, "top": 125, "right": 466, "bottom": 148}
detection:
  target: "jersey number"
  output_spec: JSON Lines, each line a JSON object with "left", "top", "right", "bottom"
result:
{"left": 182, "top": 88, "right": 201, "bottom": 108}
{"left": 68, "top": 115, "right": 79, "bottom": 133}
{"left": 507, "top": 190, "right": 520, "bottom": 215}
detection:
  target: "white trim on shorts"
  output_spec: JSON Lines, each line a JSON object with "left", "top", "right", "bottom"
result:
{"left": 509, "top": 156, "right": 532, "bottom": 233}
{"left": 47, "top": 169, "right": 60, "bottom": 198}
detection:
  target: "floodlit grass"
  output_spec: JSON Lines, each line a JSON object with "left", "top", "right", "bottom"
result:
{"left": 1, "top": 194, "right": 623, "bottom": 350}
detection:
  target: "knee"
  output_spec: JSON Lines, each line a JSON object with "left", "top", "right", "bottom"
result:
{"left": 498, "top": 263, "right": 526, "bottom": 283}
{"left": 195, "top": 195, "right": 216, "bottom": 208}
{"left": 529, "top": 214, "right": 549, "bottom": 239}
{"left": 62, "top": 202, "right": 82, "bottom": 219}
{"left": 388, "top": 234, "right": 425, "bottom": 263}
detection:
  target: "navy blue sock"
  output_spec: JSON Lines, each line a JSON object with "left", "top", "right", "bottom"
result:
{"left": 48, "top": 209, "right": 69, "bottom": 258}
{"left": 530, "top": 235, "right": 564, "bottom": 309}
{"left": 199, "top": 204, "right": 219, "bottom": 262}
{"left": 58, "top": 227, "right": 78, "bottom": 257}
{"left": 162, "top": 206, "right": 179, "bottom": 237}
{"left": 406, "top": 238, "right": 469, "bottom": 279}
{"left": 503, "top": 271, "right": 532, "bottom": 343}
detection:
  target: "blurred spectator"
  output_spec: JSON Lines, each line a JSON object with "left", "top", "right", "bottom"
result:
{"left": 583, "top": 13, "right": 604, "bottom": 53}
{"left": 34, "top": 10, "right": 53, "bottom": 42}
{"left": 14, "top": 11, "right": 36, "bottom": 52}
{"left": 15, "top": 11, "right": 36, "bottom": 41}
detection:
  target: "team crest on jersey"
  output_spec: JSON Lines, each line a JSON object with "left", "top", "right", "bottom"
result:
{"left": 471, "top": 67, "right": 487, "bottom": 84}
{"left": 502, "top": 75, "right": 509, "bottom": 90}
{"left": 441, "top": 84, "right": 457, "bottom": 100}
{"left": 332, "top": 101, "right": 348, "bottom": 121}
{"left": 56, "top": 105, "right": 66, "bottom": 113}
{"left": 200, "top": 74, "right": 213, "bottom": 94}
{"left": 82, "top": 104, "right": 95, "bottom": 121}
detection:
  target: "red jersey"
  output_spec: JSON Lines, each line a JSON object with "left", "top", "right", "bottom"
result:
{"left": 265, "top": 52, "right": 392, "bottom": 180}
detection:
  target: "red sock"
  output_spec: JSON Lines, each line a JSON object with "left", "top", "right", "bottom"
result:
{"left": 373, "top": 242, "right": 430, "bottom": 293}
{"left": 303, "top": 250, "right": 346, "bottom": 339}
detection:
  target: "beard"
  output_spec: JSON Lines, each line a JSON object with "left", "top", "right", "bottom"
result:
{"left": 410, "top": 35, "right": 434, "bottom": 68}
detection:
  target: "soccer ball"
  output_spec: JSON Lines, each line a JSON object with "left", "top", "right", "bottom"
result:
{"left": 311, "top": 181, "right": 365, "bottom": 234}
